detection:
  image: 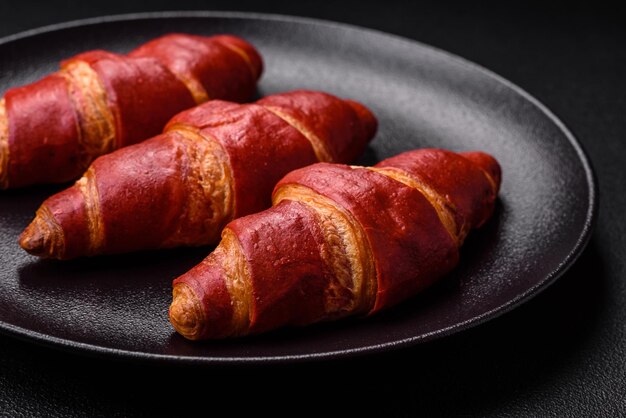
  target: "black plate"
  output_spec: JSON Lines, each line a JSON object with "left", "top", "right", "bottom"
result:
{"left": 0, "top": 12, "right": 597, "bottom": 364}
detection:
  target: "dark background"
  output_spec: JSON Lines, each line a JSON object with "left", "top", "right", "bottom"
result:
{"left": 1, "top": 1, "right": 624, "bottom": 416}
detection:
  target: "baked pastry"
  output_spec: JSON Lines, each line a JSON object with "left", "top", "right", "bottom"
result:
{"left": 19, "top": 90, "right": 377, "bottom": 259}
{"left": 168, "top": 148, "right": 501, "bottom": 339}
{"left": 0, "top": 33, "right": 262, "bottom": 188}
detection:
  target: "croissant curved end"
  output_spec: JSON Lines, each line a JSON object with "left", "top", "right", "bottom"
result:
{"left": 460, "top": 151, "right": 502, "bottom": 192}
{"left": 345, "top": 99, "right": 378, "bottom": 142}
{"left": 169, "top": 283, "right": 205, "bottom": 340}
{"left": 19, "top": 217, "right": 54, "bottom": 258}
{"left": 213, "top": 34, "right": 264, "bottom": 81}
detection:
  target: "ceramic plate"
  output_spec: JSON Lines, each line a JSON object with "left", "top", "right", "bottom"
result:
{"left": 0, "top": 12, "right": 597, "bottom": 363}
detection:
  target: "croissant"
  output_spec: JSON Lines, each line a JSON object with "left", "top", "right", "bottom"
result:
{"left": 168, "top": 148, "right": 502, "bottom": 340}
{"left": 19, "top": 90, "right": 377, "bottom": 259}
{"left": 0, "top": 33, "right": 262, "bottom": 189}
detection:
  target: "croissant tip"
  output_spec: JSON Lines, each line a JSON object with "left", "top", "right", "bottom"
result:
{"left": 213, "top": 34, "right": 264, "bottom": 80}
{"left": 19, "top": 219, "right": 50, "bottom": 257}
{"left": 170, "top": 284, "right": 205, "bottom": 341}
{"left": 345, "top": 99, "right": 378, "bottom": 142}
{"left": 461, "top": 151, "right": 502, "bottom": 192}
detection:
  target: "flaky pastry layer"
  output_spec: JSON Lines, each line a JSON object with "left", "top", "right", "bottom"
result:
{"left": 369, "top": 166, "right": 461, "bottom": 244}
{"left": 20, "top": 205, "right": 66, "bottom": 258}
{"left": 273, "top": 184, "right": 376, "bottom": 316}
{"left": 218, "top": 229, "right": 253, "bottom": 336}
{"left": 261, "top": 105, "right": 333, "bottom": 163}
{"left": 61, "top": 60, "right": 116, "bottom": 167}
{"left": 161, "top": 127, "right": 234, "bottom": 247}
{"left": 169, "top": 282, "right": 206, "bottom": 340}
{"left": 75, "top": 167, "right": 104, "bottom": 255}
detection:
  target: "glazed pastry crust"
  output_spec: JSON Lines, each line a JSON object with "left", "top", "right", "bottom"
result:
{"left": 160, "top": 129, "right": 234, "bottom": 248}
{"left": 170, "top": 149, "right": 501, "bottom": 339}
{"left": 261, "top": 106, "right": 334, "bottom": 163}
{"left": 20, "top": 90, "right": 377, "bottom": 260}
{"left": 369, "top": 166, "right": 459, "bottom": 244}
{"left": 1, "top": 33, "right": 262, "bottom": 189}
{"left": 273, "top": 184, "right": 376, "bottom": 316}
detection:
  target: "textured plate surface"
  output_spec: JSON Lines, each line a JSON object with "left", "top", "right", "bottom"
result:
{"left": 0, "top": 12, "right": 596, "bottom": 363}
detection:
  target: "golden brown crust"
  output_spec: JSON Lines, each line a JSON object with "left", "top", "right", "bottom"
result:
{"left": 61, "top": 60, "right": 116, "bottom": 170}
{"left": 219, "top": 229, "right": 253, "bottom": 336}
{"left": 170, "top": 149, "right": 500, "bottom": 340}
{"left": 170, "top": 282, "right": 207, "bottom": 340}
{"left": 18, "top": 205, "right": 66, "bottom": 258}
{"left": 169, "top": 229, "right": 251, "bottom": 339}
{"left": 260, "top": 105, "right": 333, "bottom": 163}
{"left": 75, "top": 168, "right": 104, "bottom": 255}
{"left": 273, "top": 184, "right": 377, "bottom": 316}
{"left": 162, "top": 126, "right": 234, "bottom": 246}
{"left": 177, "top": 75, "right": 210, "bottom": 104}
{"left": 368, "top": 166, "right": 461, "bottom": 244}
{"left": 0, "top": 100, "right": 8, "bottom": 189}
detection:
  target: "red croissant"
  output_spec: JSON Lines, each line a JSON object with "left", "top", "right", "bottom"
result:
{"left": 0, "top": 33, "right": 262, "bottom": 189}
{"left": 169, "top": 148, "right": 501, "bottom": 340}
{"left": 19, "top": 90, "right": 377, "bottom": 259}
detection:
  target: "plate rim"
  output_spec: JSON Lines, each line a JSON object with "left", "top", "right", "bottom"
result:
{"left": 0, "top": 10, "right": 599, "bottom": 365}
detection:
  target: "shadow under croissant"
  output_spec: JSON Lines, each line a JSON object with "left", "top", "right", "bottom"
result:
{"left": 17, "top": 246, "right": 210, "bottom": 291}
{"left": 353, "top": 145, "right": 380, "bottom": 166}
{"left": 160, "top": 266, "right": 486, "bottom": 358}
{"left": 14, "top": 246, "right": 212, "bottom": 348}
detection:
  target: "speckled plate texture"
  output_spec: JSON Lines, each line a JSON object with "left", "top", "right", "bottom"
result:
{"left": 0, "top": 12, "right": 597, "bottom": 364}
